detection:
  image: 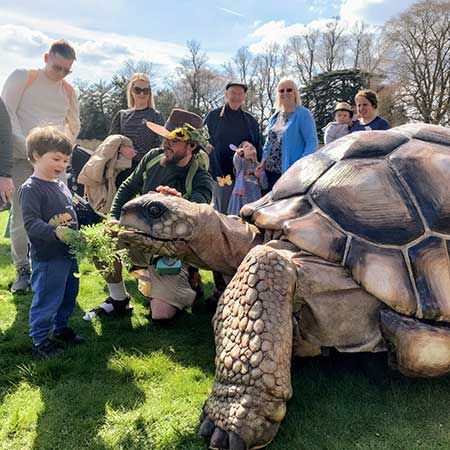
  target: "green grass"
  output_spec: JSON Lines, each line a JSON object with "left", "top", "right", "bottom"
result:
{"left": 0, "top": 211, "right": 449, "bottom": 450}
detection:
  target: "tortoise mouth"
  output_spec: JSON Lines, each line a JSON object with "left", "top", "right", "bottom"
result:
{"left": 118, "top": 226, "right": 188, "bottom": 243}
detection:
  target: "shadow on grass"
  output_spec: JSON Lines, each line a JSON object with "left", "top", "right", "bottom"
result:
{"left": 0, "top": 261, "right": 216, "bottom": 450}
{"left": 1, "top": 230, "right": 448, "bottom": 450}
{"left": 0, "top": 293, "right": 146, "bottom": 450}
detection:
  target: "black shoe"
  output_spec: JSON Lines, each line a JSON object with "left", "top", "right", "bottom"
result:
{"left": 52, "top": 327, "right": 84, "bottom": 346}
{"left": 83, "top": 296, "right": 133, "bottom": 321}
{"left": 32, "top": 338, "right": 64, "bottom": 359}
{"left": 11, "top": 267, "right": 31, "bottom": 294}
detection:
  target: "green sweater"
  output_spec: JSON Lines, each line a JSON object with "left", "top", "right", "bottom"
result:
{"left": 110, "top": 148, "right": 214, "bottom": 219}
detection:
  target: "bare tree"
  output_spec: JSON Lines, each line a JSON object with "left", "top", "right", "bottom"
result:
{"left": 383, "top": 0, "right": 450, "bottom": 124}
{"left": 288, "top": 28, "right": 320, "bottom": 85}
{"left": 118, "top": 59, "right": 156, "bottom": 80}
{"left": 171, "top": 40, "right": 224, "bottom": 115}
{"left": 318, "top": 18, "right": 347, "bottom": 72}
{"left": 250, "top": 43, "right": 287, "bottom": 130}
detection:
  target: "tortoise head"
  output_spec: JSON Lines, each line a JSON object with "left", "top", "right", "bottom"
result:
{"left": 118, "top": 193, "right": 201, "bottom": 260}
{"left": 118, "top": 192, "right": 263, "bottom": 274}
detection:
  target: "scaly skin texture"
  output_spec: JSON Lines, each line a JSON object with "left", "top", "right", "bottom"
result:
{"left": 200, "top": 245, "right": 297, "bottom": 450}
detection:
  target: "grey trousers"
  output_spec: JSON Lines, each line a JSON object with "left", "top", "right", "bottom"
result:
{"left": 11, "top": 159, "right": 33, "bottom": 269}
{"left": 211, "top": 181, "right": 235, "bottom": 294}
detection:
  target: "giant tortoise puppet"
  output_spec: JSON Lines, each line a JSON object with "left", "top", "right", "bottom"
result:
{"left": 118, "top": 123, "right": 450, "bottom": 450}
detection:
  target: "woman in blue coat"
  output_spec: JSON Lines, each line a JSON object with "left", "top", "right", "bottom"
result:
{"left": 256, "top": 78, "right": 318, "bottom": 190}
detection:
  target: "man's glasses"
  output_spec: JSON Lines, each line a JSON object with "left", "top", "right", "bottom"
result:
{"left": 278, "top": 88, "right": 293, "bottom": 93}
{"left": 49, "top": 57, "right": 72, "bottom": 76}
{"left": 133, "top": 86, "right": 151, "bottom": 95}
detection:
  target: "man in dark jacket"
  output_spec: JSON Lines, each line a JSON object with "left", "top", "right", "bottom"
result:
{"left": 0, "top": 97, "right": 13, "bottom": 209}
{"left": 84, "top": 109, "right": 214, "bottom": 321}
{"left": 204, "top": 81, "right": 261, "bottom": 299}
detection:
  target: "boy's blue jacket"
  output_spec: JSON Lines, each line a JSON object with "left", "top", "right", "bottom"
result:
{"left": 263, "top": 105, "right": 318, "bottom": 174}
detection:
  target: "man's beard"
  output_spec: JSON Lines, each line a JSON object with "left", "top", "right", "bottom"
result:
{"left": 161, "top": 149, "right": 185, "bottom": 166}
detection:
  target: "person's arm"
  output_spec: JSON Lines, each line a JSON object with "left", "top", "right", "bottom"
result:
{"left": 148, "top": 110, "right": 164, "bottom": 149}
{"left": 109, "top": 111, "right": 122, "bottom": 135}
{"left": 297, "top": 108, "right": 319, "bottom": 156}
{"left": 0, "top": 98, "right": 14, "bottom": 203}
{"left": 109, "top": 153, "right": 149, "bottom": 219}
{"left": 0, "top": 98, "right": 13, "bottom": 178}
{"left": 379, "top": 117, "right": 391, "bottom": 130}
{"left": 248, "top": 114, "right": 262, "bottom": 161}
{"left": 190, "top": 169, "right": 214, "bottom": 204}
{"left": 323, "top": 123, "right": 337, "bottom": 145}
{"left": 19, "top": 187, "right": 59, "bottom": 242}
{"left": 64, "top": 90, "right": 80, "bottom": 143}
{"left": 1, "top": 70, "right": 28, "bottom": 154}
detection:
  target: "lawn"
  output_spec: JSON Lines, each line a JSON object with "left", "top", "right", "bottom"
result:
{"left": 0, "top": 210, "right": 449, "bottom": 450}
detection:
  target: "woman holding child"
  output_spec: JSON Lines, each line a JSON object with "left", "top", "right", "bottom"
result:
{"left": 256, "top": 78, "right": 318, "bottom": 190}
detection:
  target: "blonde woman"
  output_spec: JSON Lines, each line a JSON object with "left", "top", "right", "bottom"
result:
{"left": 109, "top": 73, "right": 164, "bottom": 185}
{"left": 256, "top": 78, "right": 318, "bottom": 190}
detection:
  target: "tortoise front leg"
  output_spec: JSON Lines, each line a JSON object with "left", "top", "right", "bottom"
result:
{"left": 200, "top": 245, "right": 297, "bottom": 450}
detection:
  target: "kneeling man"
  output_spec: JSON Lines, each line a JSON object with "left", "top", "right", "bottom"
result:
{"left": 84, "top": 109, "right": 213, "bottom": 320}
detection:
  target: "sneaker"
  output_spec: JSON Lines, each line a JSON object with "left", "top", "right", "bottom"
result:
{"left": 11, "top": 267, "right": 31, "bottom": 294}
{"left": 32, "top": 338, "right": 64, "bottom": 359}
{"left": 52, "top": 327, "right": 84, "bottom": 346}
{"left": 83, "top": 296, "right": 133, "bottom": 321}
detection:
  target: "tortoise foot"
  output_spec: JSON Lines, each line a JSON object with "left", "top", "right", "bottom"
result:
{"left": 200, "top": 245, "right": 298, "bottom": 449}
{"left": 199, "top": 382, "right": 285, "bottom": 449}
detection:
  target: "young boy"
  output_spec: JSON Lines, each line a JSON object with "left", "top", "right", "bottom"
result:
{"left": 19, "top": 126, "right": 83, "bottom": 358}
{"left": 322, "top": 102, "right": 354, "bottom": 145}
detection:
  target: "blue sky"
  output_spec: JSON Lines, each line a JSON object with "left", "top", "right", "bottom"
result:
{"left": 0, "top": 0, "right": 417, "bottom": 88}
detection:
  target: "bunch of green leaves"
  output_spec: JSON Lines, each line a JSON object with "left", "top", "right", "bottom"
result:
{"left": 63, "top": 222, "right": 130, "bottom": 275}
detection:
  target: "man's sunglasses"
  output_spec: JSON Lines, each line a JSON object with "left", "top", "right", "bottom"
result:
{"left": 133, "top": 86, "right": 151, "bottom": 95}
{"left": 50, "top": 58, "right": 72, "bottom": 75}
{"left": 278, "top": 88, "right": 293, "bottom": 93}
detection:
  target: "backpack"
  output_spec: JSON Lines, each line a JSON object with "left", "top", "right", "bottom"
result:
{"left": 142, "top": 150, "right": 209, "bottom": 200}
{"left": 67, "top": 145, "right": 93, "bottom": 196}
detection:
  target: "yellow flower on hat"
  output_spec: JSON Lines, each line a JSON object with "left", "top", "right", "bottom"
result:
{"left": 168, "top": 127, "right": 190, "bottom": 141}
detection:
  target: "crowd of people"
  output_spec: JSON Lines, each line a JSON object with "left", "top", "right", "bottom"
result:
{"left": 0, "top": 39, "right": 391, "bottom": 358}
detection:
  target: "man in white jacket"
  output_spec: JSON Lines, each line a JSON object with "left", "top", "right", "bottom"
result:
{"left": 1, "top": 39, "right": 80, "bottom": 293}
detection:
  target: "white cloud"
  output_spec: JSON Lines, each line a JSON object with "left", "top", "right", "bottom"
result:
{"left": 339, "top": 0, "right": 417, "bottom": 24}
{"left": 0, "top": 24, "right": 51, "bottom": 57}
{"left": 0, "top": 9, "right": 189, "bottom": 89}
{"left": 249, "top": 18, "right": 335, "bottom": 53}
{"left": 247, "top": 0, "right": 417, "bottom": 53}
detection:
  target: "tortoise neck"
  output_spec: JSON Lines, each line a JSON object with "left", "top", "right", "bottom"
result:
{"left": 189, "top": 205, "right": 263, "bottom": 275}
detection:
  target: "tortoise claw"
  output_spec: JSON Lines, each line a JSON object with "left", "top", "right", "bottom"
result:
{"left": 210, "top": 426, "right": 229, "bottom": 449}
{"left": 229, "top": 431, "right": 247, "bottom": 450}
{"left": 199, "top": 416, "right": 215, "bottom": 437}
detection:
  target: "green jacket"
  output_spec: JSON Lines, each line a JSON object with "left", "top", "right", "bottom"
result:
{"left": 110, "top": 148, "right": 213, "bottom": 219}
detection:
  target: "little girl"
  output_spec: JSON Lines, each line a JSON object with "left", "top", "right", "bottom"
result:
{"left": 227, "top": 142, "right": 268, "bottom": 216}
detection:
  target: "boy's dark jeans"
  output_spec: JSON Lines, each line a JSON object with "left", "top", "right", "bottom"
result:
{"left": 30, "top": 257, "right": 79, "bottom": 345}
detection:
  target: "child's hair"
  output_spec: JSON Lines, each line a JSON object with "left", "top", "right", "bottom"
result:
{"left": 26, "top": 126, "right": 73, "bottom": 163}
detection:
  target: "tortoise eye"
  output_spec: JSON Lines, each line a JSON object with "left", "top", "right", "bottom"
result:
{"left": 143, "top": 201, "right": 166, "bottom": 219}
{"left": 148, "top": 205, "right": 163, "bottom": 217}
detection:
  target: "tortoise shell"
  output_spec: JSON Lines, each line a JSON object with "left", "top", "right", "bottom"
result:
{"left": 241, "top": 124, "right": 450, "bottom": 322}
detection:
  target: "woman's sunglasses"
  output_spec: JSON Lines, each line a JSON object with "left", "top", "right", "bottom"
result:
{"left": 133, "top": 86, "right": 151, "bottom": 95}
{"left": 278, "top": 88, "right": 293, "bottom": 93}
